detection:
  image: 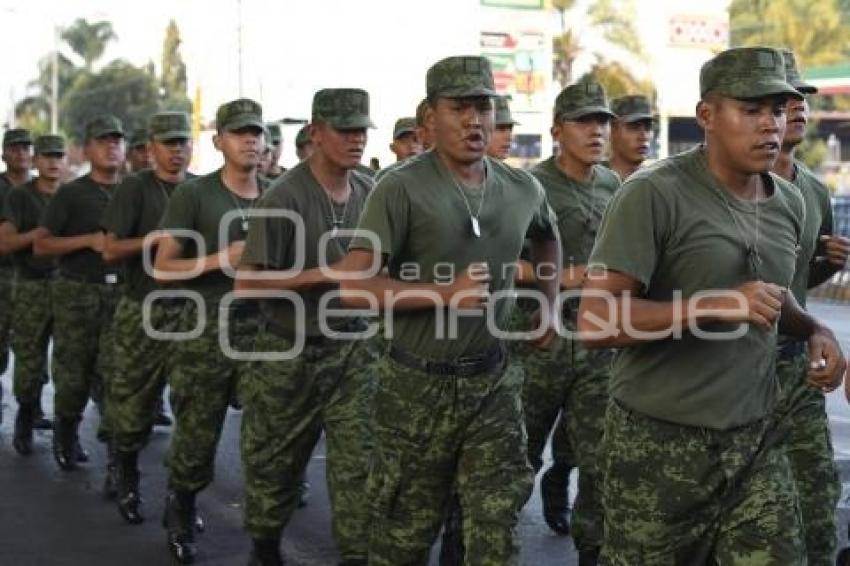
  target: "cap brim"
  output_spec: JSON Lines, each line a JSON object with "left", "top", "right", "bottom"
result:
{"left": 791, "top": 80, "right": 818, "bottom": 95}
{"left": 90, "top": 129, "right": 124, "bottom": 140}
{"left": 441, "top": 86, "right": 499, "bottom": 98}
{"left": 37, "top": 151, "right": 65, "bottom": 157}
{"left": 223, "top": 115, "right": 265, "bottom": 132}
{"left": 393, "top": 128, "right": 416, "bottom": 139}
{"left": 618, "top": 113, "right": 656, "bottom": 124}
{"left": 559, "top": 106, "right": 617, "bottom": 121}
{"left": 3, "top": 140, "right": 32, "bottom": 147}
{"left": 329, "top": 117, "right": 376, "bottom": 130}
{"left": 152, "top": 131, "right": 192, "bottom": 141}
{"left": 495, "top": 119, "right": 520, "bottom": 126}
{"left": 717, "top": 79, "right": 804, "bottom": 101}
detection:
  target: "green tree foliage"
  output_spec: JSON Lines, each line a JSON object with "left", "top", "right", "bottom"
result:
{"left": 61, "top": 60, "right": 160, "bottom": 143}
{"left": 61, "top": 18, "right": 117, "bottom": 71}
{"left": 579, "top": 59, "right": 655, "bottom": 101}
{"left": 160, "top": 20, "right": 192, "bottom": 114}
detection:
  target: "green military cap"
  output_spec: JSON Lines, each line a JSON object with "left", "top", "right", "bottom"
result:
{"left": 85, "top": 114, "right": 124, "bottom": 141}
{"left": 494, "top": 96, "right": 519, "bottom": 126}
{"left": 34, "top": 134, "right": 66, "bottom": 155}
{"left": 128, "top": 128, "right": 148, "bottom": 148}
{"left": 216, "top": 98, "right": 263, "bottom": 132}
{"left": 3, "top": 128, "right": 33, "bottom": 147}
{"left": 393, "top": 117, "right": 417, "bottom": 139}
{"left": 148, "top": 111, "right": 191, "bottom": 141}
{"left": 779, "top": 48, "right": 817, "bottom": 95}
{"left": 700, "top": 46, "right": 802, "bottom": 100}
{"left": 295, "top": 124, "right": 311, "bottom": 148}
{"left": 426, "top": 55, "right": 497, "bottom": 100}
{"left": 611, "top": 94, "right": 655, "bottom": 123}
{"left": 312, "top": 88, "right": 375, "bottom": 130}
{"left": 266, "top": 123, "right": 282, "bottom": 145}
{"left": 555, "top": 80, "right": 616, "bottom": 121}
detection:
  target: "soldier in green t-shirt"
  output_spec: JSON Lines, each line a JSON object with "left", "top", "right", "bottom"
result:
{"left": 0, "top": 134, "right": 64, "bottom": 455}
{"left": 295, "top": 124, "right": 313, "bottom": 162}
{"left": 339, "top": 55, "right": 561, "bottom": 565}
{"left": 100, "top": 111, "right": 194, "bottom": 525}
{"left": 513, "top": 80, "right": 621, "bottom": 561}
{"left": 34, "top": 115, "right": 126, "bottom": 472}
{"left": 770, "top": 49, "right": 850, "bottom": 566}
{"left": 578, "top": 46, "right": 847, "bottom": 563}
{"left": 485, "top": 95, "right": 518, "bottom": 161}
{"left": 389, "top": 116, "right": 422, "bottom": 162}
{"left": 264, "top": 122, "right": 286, "bottom": 179}
{"left": 375, "top": 99, "right": 433, "bottom": 183}
{"left": 607, "top": 94, "right": 655, "bottom": 182}
{"left": 126, "top": 127, "right": 151, "bottom": 173}
{"left": 154, "top": 98, "right": 266, "bottom": 564}
{"left": 235, "top": 87, "right": 381, "bottom": 566}
{"left": 0, "top": 128, "right": 33, "bottom": 383}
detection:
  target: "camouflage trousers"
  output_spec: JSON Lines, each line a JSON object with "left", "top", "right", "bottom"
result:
{"left": 513, "top": 330, "right": 611, "bottom": 552}
{"left": 601, "top": 400, "right": 805, "bottom": 565}
{"left": 774, "top": 347, "right": 840, "bottom": 566}
{"left": 0, "top": 266, "right": 13, "bottom": 374}
{"left": 550, "top": 412, "right": 575, "bottom": 468}
{"left": 51, "top": 277, "right": 121, "bottom": 436}
{"left": 367, "top": 353, "right": 533, "bottom": 566}
{"left": 110, "top": 295, "right": 184, "bottom": 453}
{"left": 166, "top": 298, "right": 256, "bottom": 493}
{"left": 240, "top": 329, "right": 379, "bottom": 559}
{"left": 11, "top": 277, "right": 52, "bottom": 404}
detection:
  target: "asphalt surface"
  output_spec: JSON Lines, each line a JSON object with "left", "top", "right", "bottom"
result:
{"left": 1, "top": 300, "right": 849, "bottom": 565}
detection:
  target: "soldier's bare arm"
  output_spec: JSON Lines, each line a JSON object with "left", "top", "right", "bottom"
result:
{"left": 33, "top": 228, "right": 103, "bottom": 256}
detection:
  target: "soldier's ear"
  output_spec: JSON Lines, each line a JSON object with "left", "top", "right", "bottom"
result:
{"left": 696, "top": 100, "right": 712, "bottom": 131}
{"left": 212, "top": 133, "right": 222, "bottom": 151}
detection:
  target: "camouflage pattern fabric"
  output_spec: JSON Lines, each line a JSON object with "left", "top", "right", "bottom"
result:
{"left": 240, "top": 330, "right": 380, "bottom": 560}
{"left": 311, "top": 88, "right": 375, "bottom": 130}
{"left": 110, "top": 296, "right": 184, "bottom": 453}
{"left": 51, "top": 277, "right": 121, "bottom": 437}
{"left": 600, "top": 400, "right": 805, "bottom": 564}
{"left": 700, "top": 46, "right": 801, "bottom": 100}
{"left": 367, "top": 355, "right": 532, "bottom": 566}
{"left": 0, "top": 267, "right": 13, "bottom": 374}
{"left": 554, "top": 80, "right": 616, "bottom": 121}
{"left": 11, "top": 278, "right": 51, "bottom": 403}
{"left": 426, "top": 55, "right": 497, "bottom": 100}
{"left": 775, "top": 348, "right": 840, "bottom": 566}
{"left": 166, "top": 299, "right": 257, "bottom": 493}
{"left": 549, "top": 412, "right": 575, "bottom": 469}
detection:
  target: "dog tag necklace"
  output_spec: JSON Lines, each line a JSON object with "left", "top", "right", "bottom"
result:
{"left": 323, "top": 183, "right": 351, "bottom": 238}
{"left": 225, "top": 188, "right": 257, "bottom": 233}
{"left": 451, "top": 166, "right": 488, "bottom": 238}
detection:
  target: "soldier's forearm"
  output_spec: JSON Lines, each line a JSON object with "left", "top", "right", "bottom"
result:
{"left": 33, "top": 233, "right": 95, "bottom": 257}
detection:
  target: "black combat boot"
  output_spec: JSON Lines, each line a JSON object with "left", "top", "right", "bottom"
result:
{"left": 32, "top": 395, "right": 53, "bottom": 430}
{"left": 52, "top": 416, "right": 79, "bottom": 471}
{"left": 247, "top": 538, "right": 283, "bottom": 566}
{"left": 438, "top": 494, "right": 464, "bottom": 566}
{"left": 116, "top": 450, "right": 143, "bottom": 524}
{"left": 541, "top": 462, "right": 572, "bottom": 536}
{"left": 163, "top": 489, "right": 198, "bottom": 563}
{"left": 13, "top": 402, "right": 35, "bottom": 455}
{"left": 578, "top": 546, "right": 600, "bottom": 566}
{"left": 103, "top": 441, "right": 118, "bottom": 499}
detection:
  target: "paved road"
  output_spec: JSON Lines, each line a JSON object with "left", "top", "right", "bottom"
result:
{"left": 1, "top": 300, "right": 848, "bottom": 565}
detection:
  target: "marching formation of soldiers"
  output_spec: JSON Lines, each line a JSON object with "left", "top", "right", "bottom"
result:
{"left": 1, "top": 45, "right": 850, "bottom": 566}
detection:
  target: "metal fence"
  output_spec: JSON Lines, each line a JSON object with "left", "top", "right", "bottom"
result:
{"left": 811, "top": 196, "right": 850, "bottom": 303}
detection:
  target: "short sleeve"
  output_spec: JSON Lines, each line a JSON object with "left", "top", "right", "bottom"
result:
{"left": 348, "top": 173, "right": 409, "bottom": 260}
{"left": 240, "top": 191, "right": 294, "bottom": 269}
{"left": 587, "top": 176, "right": 671, "bottom": 289}
{"left": 160, "top": 183, "right": 197, "bottom": 234}
{"left": 40, "top": 184, "right": 72, "bottom": 235}
{"left": 525, "top": 177, "right": 558, "bottom": 242}
{"left": 102, "top": 175, "right": 142, "bottom": 237}
{"left": 4, "top": 189, "right": 26, "bottom": 229}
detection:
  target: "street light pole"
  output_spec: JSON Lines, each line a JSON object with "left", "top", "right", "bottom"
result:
{"left": 237, "top": 0, "right": 243, "bottom": 97}
{"left": 51, "top": 25, "right": 59, "bottom": 134}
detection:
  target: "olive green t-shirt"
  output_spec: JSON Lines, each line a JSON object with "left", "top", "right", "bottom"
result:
{"left": 786, "top": 161, "right": 833, "bottom": 309}
{"left": 241, "top": 161, "right": 373, "bottom": 337}
{"left": 3, "top": 180, "right": 57, "bottom": 276}
{"left": 0, "top": 175, "right": 14, "bottom": 268}
{"left": 355, "top": 163, "right": 376, "bottom": 179}
{"left": 101, "top": 169, "right": 196, "bottom": 299}
{"left": 160, "top": 168, "right": 264, "bottom": 299}
{"left": 349, "top": 150, "right": 557, "bottom": 361}
{"left": 588, "top": 146, "right": 804, "bottom": 430}
{"left": 40, "top": 174, "right": 118, "bottom": 281}
{"left": 530, "top": 158, "right": 620, "bottom": 266}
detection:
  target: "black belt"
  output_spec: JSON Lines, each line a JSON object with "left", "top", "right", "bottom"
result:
{"left": 389, "top": 344, "right": 504, "bottom": 377}
{"left": 59, "top": 271, "right": 121, "bottom": 285}
{"left": 777, "top": 340, "right": 805, "bottom": 361}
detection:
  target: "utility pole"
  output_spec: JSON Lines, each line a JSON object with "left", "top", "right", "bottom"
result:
{"left": 237, "top": 0, "right": 244, "bottom": 97}
{"left": 51, "top": 25, "right": 59, "bottom": 134}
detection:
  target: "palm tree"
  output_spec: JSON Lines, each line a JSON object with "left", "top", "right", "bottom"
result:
{"left": 61, "top": 18, "right": 117, "bottom": 71}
